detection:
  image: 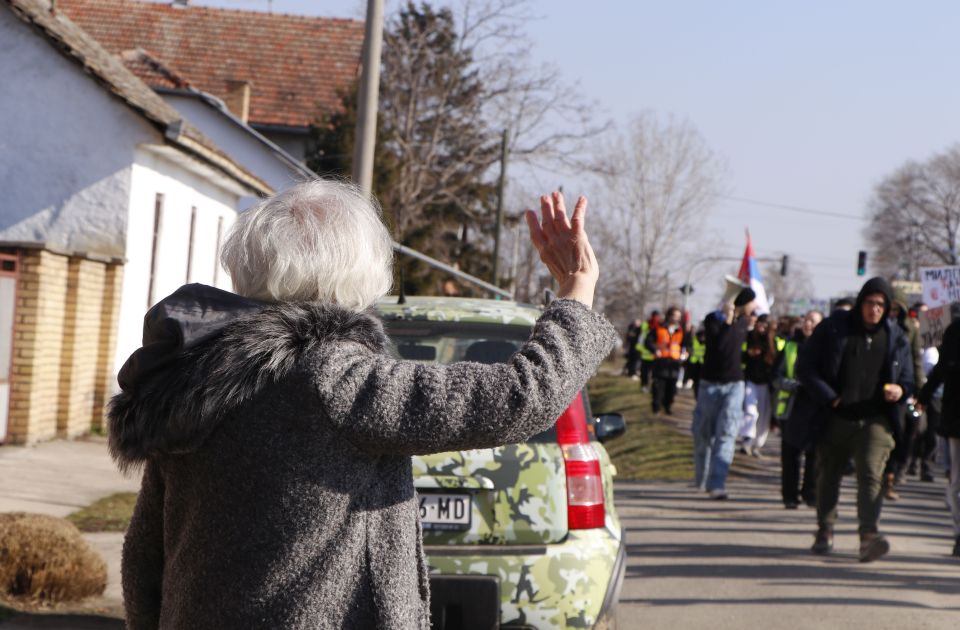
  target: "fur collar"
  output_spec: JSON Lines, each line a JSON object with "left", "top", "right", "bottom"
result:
{"left": 108, "top": 301, "right": 388, "bottom": 472}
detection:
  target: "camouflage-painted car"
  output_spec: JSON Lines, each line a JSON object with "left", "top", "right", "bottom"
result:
{"left": 376, "top": 296, "right": 627, "bottom": 630}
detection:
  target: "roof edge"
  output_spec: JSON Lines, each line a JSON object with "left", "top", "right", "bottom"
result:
{"left": 164, "top": 121, "right": 273, "bottom": 195}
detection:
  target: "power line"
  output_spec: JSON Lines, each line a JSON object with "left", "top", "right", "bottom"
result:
{"left": 716, "top": 194, "right": 866, "bottom": 222}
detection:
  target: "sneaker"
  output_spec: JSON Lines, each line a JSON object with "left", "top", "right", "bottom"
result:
{"left": 859, "top": 533, "right": 890, "bottom": 563}
{"left": 953, "top": 536, "right": 960, "bottom": 558}
{"left": 709, "top": 488, "right": 728, "bottom": 500}
{"left": 751, "top": 447, "right": 764, "bottom": 459}
{"left": 811, "top": 527, "right": 833, "bottom": 555}
{"left": 784, "top": 501, "right": 799, "bottom": 510}
{"left": 920, "top": 470, "right": 935, "bottom": 483}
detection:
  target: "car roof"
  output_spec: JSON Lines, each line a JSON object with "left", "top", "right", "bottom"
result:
{"left": 375, "top": 296, "right": 541, "bottom": 326}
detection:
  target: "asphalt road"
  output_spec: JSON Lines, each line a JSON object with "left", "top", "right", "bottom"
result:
{"left": 613, "top": 429, "right": 960, "bottom": 629}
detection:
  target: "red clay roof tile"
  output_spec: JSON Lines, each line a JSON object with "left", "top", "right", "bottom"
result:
{"left": 58, "top": 0, "right": 364, "bottom": 129}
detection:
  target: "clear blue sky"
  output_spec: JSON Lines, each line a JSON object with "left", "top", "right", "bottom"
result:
{"left": 196, "top": 0, "right": 960, "bottom": 313}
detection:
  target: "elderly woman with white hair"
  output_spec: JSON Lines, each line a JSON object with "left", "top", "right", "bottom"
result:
{"left": 110, "top": 179, "right": 616, "bottom": 629}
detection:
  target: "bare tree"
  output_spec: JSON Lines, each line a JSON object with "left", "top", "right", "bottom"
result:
{"left": 866, "top": 146, "right": 960, "bottom": 279}
{"left": 312, "top": 0, "right": 609, "bottom": 294}
{"left": 455, "top": 0, "right": 610, "bottom": 172}
{"left": 591, "top": 113, "right": 726, "bottom": 325}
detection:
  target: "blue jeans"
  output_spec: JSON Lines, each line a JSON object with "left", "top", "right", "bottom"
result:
{"left": 693, "top": 380, "right": 745, "bottom": 491}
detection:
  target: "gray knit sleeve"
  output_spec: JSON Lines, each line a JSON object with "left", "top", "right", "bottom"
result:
{"left": 310, "top": 299, "right": 618, "bottom": 456}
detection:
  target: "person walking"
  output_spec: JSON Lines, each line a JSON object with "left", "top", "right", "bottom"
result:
{"left": 622, "top": 318, "right": 643, "bottom": 378}
{"left": 776, "top": 309, "right": 823, "bottom": 508}
{"left": 739, "top": 314, "right": 778, "bottom": 457}
{"left": 646, "top": 306, "right": 689, "bottom": 415}
{"left": 910, "top": 345, "right": 940, "bottom": 482}
{"left": 692, "top": 289, "right": 756, "bottom": 500}
{"left": 882, "top": 297, "right": 925, "bottom": 500}
{"left": 638, "top": 311, "right": 660, "bottom": 392}
{"left": 794, "top": 277, "right": 913, "bottom": 562}
{"left": 917, "top": 316, "right": 960, "bottom": 557}
{"left": 109, "top": 182, "right": 617, "bottom": 630}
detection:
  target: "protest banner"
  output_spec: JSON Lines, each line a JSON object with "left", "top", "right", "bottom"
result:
{"left": 920, "top": 265, "right": 960, "bottom": 307}
{"left": 919, "top": 305, "right": 953, "bottom": 349}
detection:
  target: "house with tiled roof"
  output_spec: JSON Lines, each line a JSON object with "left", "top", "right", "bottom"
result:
{"left": 58, "top": 0, "right": 366, "bottom": 161}
{"left": 0, "top": 0, "right": 278, "bottom": 444}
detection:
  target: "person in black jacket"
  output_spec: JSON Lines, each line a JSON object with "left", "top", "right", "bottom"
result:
{"left": 917, "top": 315, "right": 960, "bottom": 557}
{"left": 622, "top": 319, "right": 643, "bottom": 377}
{"left": 788, "top": 277, "right": 914, "bottom": 562}
{"left": 692, "top": 289, "right": 756, "bottom": 500}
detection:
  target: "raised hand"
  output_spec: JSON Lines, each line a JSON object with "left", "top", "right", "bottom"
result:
{"left": 525, "top": 192, "right": 599, "bottom": 309}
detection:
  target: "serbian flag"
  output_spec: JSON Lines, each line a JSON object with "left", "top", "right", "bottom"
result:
{"left": 738, "top": 230, "right": 770, "bottom": 315}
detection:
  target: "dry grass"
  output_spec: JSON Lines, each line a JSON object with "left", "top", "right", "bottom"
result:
{"left": 0, "top": 513, "right": 106, "bottom": 603}
{"left": 589, "top": 369, "right": 695, "bottom": 481}
{"left": 67, "top": 493, "right": 137, "bottom": 533}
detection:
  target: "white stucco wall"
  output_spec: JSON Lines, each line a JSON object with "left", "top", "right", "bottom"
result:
{"left": 112, "top": 148, "right": 240, "bottom": 376}
{"left": 0, "top": 8, "right": 157, "bottom": 257}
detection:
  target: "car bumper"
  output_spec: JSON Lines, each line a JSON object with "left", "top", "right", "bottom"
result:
{"left": 426, "top": 527, "right": 626, "bottom": 630}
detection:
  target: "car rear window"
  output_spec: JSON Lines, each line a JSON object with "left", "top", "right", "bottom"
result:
{"left": 384, "top": 321, "right": 531, "bottom": 365}
{"left": 383, "top": 320, "right": 595, "bottom": 443}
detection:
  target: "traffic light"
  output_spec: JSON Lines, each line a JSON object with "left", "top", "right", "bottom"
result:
{"left": 857, "top": 250, "right": 867, "bottom": 276}
{"left": 780, "top": 255, "right": 789, "bottom": 277}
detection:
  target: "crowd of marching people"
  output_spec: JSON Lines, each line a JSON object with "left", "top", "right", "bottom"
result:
{"left": 622, "top": 278, "right": 960, "bottom": 562}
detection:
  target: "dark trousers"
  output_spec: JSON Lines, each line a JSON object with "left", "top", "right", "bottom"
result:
{"left": 816, "top": 415, "right": 895, "bottom": 535}
{"left": 886, "top": 408, "right": 917, "bottom": 479}
{"left": 639, "top": 359, "right": 654, "bottom": 387}
{"left": 651, "top": 377, "right": 677, "bottom": 413}
{"left": 623, "top": 348, "right": 640, "bottom": 376}
{"left": 687, "top": 362, "right": 702, "bottom": 398}
{"left": 911, "top": 399, "right": 941, "bottom": 475}
{"left": 651, "top": 360, "right": 680, "bottom": 413}
{"left": 781, "top": 441, "right": 816, "bottom": 505}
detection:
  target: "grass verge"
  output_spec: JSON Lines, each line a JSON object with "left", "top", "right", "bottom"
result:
{"left": 66, "top": 493, "right": 138, "bottom": 533}
{"left": 588, "top": 371, "right": 693, "bottom": 481}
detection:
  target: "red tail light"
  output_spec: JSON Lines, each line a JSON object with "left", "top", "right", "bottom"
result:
{"left": 556, "top": 393, "right": 605, "bottom": 529}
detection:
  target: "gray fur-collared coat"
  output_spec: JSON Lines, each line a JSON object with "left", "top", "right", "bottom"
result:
{"left": 109, "top": 284, "right": 617, "bottom": 630}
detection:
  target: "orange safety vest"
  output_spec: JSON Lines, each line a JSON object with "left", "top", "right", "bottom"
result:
{"left": 654, "top": 326, "right": 684, "bottom": 360}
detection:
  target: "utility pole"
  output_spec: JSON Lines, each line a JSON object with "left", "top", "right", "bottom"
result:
{"left": 491, "top": 128, "right": 510, "bottom": 286}
{"left": 352, "top": 0, "right": 384, "bottom": 196}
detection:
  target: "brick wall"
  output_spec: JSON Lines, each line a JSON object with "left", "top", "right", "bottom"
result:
{"left": 92, "top": 264, "right": 123, "bottom": 430}
{"left": 57, "top": 258, "right": 106, "bottom": 438}
{"left": 5, "top": 247, "right": 123, "bottom": 444}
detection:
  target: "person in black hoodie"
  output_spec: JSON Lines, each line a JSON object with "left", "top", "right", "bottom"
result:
{"left": 789, "top": 277, "right": 913, "bottom": 562}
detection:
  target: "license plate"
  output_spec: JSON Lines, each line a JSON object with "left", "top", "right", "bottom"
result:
{"left": 419, "top": 493, "right": 471, "bottom": 530}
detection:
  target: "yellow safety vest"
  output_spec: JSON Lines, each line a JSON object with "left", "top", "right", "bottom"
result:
{"left": 776, "top": 340, "right": 800, "bottom": 419}
{"left": 636, "top": 322, "right": 655, "bottom": 361}
{"left": 690, "top": 336, "right": 706, "bottom": 364}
